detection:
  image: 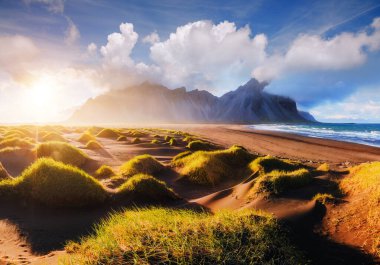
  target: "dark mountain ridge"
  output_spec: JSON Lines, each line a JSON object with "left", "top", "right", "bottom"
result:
{"left": 69, "top": 79, "right": 314, "bottom": 124}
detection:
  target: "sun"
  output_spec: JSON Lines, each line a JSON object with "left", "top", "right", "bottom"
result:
{"left": 23, "top": 74, "right": 58, "bottom": 122}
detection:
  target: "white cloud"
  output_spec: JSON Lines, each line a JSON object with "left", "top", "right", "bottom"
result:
{"left": 253, "top": 17, "right": 380, "bottom": 82}
{"left": 309, "top": 86, "right": 380, "bottom": 122}
{"left": 87, "top": 42, "right": 97, "bottom": 54}
{"left": 100, "top": 22, "right": 138, "bottom": 68}
{"left": 142, "top": 31, "right": 160, "bottom": 45}
{"left": 149, "top": 20, "right": 267, "bottom": 92}
{"left": 24, "top": 0, "right": 65, "bottom": 14}
{"left": 64, "top": 17, "right": 80, "bottom": 45}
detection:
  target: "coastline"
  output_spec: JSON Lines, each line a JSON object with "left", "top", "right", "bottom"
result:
{"left": 162, "top": 124, "right": 380, "bottom": 164}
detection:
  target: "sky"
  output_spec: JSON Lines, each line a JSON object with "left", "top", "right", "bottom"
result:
{"left": 0, "top": 0, "right": 380, "bottom": 123}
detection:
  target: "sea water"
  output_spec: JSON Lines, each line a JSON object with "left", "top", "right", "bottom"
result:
{"left": 248, "top": 123, "right": 380, "bottom": 148}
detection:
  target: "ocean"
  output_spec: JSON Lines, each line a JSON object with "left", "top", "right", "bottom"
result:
{"left": 248, "top": 123, "right": 380, "bottom": 148}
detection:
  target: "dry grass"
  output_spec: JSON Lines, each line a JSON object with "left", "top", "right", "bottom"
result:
{"left": 120, "top": 155, "right": 164, "bottom": 178}
{"left": 94, "top": 165, "right": 115, "bottom": 179}
{"left": 78, "top": 132, "right": 96, "bottom": 143}
{"left": 249, "top": 155, "right": 304, "bottom": 174}
{"left": 186, "top": 140, "right": 213, "bottom": 151}
{"left": 251, "top": 169, "right": 312, "bottom": 196}
{"left": 96, "top": 128, "right": 120, "bottom": 139}
{"left": 85, "top": 140, "right": 103, "bottom": 150}
{"left": 131, "top": 137, "right": 141, "bottom": 144}
{"left": 64, "top": 208, "right": 306, "bottom": 265}
{"left": 117, "top": 174, "right": 179, "bottom": 201}
{"left": 341, "top": 162, "right": 380, "bottom": 256}
{"left": 172, "top": 145, "right": 253, "bottom": 185}
{"left": 0, "top": 158, "right": 107, "bottom": 207}
{"left": 36, "top": 141, "right": 89, "bottom": 166}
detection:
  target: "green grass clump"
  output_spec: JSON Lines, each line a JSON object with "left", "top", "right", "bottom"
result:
{"left": 172, "top": 145, "right": 253, "bottom": 185}
{"left": 151, "top": 139, "right": 159, "bottom": 144}
{"left": 168, "top": 138, "right": 177, "bottom": 146}
{"left": 64, "top": 208, "right": 305, "bottom": 265}
{"left": 96, "top": 128, "right": 120, "bottom": 139}
{"left": 252, "top": 169, "right": 312, "bottom": 195}
{"left": 187, "top": 140, "right": 213, "bottom": 151}
{"left": 41, "top": 132, "right": 66, "bottom": 142}
{"left": 131, "top": 137, "right": 141, "bottom": 144}
{"left": 78, "top": 132, "right": 96, "bottom": 143}
{"left": 0, "top": 162, "right": 10, "bottom": 180}
{"left": 116, "top": 135, "right": 127, "bottom": 141}
{"left": 120, "top": 155, "right": 164, "bottom": 178}
{"left": 94, "top": 165, "right": 115, "bottom": 179}
{"left": 85, "top": 140, "right": 103, "bottom": 150}
{"left": 117, "top": 174, "right": 178, "bottom": 201}
{"left": 313, "top": 193, "right": 335, "bottom": 205}
{"left": 0, "top": 158, "right": 107, "bottom": 207}
{"left": 0, "top": 137, "right": 35, "bottom": 149}
{"left": 249, "top": 155, "right": 304, "bottom": 174}
{"left": 164, "top": 135, "right": 172, "bottom": 142}
{"left": 36, "top": 141, "right": 89, "bottom": 166}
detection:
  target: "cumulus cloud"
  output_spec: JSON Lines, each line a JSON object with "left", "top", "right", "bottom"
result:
{"left": 100, "top": 23, "right": 139, "bottom": 68}
{"left": 149, "top": 20, "right": 267, "bottom": 91}
{"left": 24, "top": 0, "right": 65, "bottom": 14}
{"left": 64, "top": 17, "right": 80, "bottom": 45}
{"left": 142, "top": 31, "right": 160, "bottom": 45}
{"left": 253, "top": 17, "right": 380, "bottom": 82}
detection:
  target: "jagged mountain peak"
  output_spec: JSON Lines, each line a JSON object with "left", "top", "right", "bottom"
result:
{"left": 69, "top": 79, "right": 314, "bottom": 124}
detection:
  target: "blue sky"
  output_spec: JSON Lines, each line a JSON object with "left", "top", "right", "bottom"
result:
{"left": 0, "top": 0, "right": 380, "bottom": 122}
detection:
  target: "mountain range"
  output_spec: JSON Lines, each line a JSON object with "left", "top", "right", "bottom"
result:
{"left": 69, "top": 78, "right": 315, "bottom": 124}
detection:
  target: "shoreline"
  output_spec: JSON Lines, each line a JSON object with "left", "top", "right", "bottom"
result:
{"left": 161, "top": 124, "right": 380, "bottom": 164}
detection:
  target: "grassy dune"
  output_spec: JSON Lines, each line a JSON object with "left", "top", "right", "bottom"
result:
{"left": 94, "top": 165, "right": 115, "bottom": 179}
{"left": 65, "top": 208, "right": 306, "bottom": 265}
{"left": 0, "top": 158, "right": 107, "bottom": 207}
{"left": 37, "top": 141, "right": 89, "bottom": 166}
{"left": 120, "top": 154, "right": 164, "bottom": 178}
{"left": 172, "top": 145, "right": 253, "bottom": 185}
{"left": 117, "top": 174, "right": 179, "bottom": 201}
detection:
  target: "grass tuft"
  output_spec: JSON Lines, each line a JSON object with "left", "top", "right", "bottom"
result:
{"left": 94, "top": 165, "right": 115, "bottom": 179}
{"left": 96, "top": 128, "right": 120, "bottom": 139}
{"left": 187, "top": 140, "right": 213, "bottom": 151}
{"left": 251, "top": 169, "right": 312, "bottom": 195}
{"left": 85, "top": 140, "right": 103, "bottom": 150}
{"left": 0, "top": 158, "right": 107, "bottom": 207}
{"left": 0, "top": 137, "right": 35, "bottom": 149}
{"left": 317, "top": 163, "right": 330, "bottom": 172}
{"left": 120, "top": 155, "right": 164, "bottom": 178}
{"left": 36, "top": 141, "right": 89, "bottom": 166}
{"left": 117, "top": 174, "right": 179, "bottom": 201}
{"left": 249, "top": 155, "right": 304, "bottom": 174}
{"left": 78, "top": 132, "right": 96, "bottom": 143}
{"left": 172, "top": 145, "right": 253, "bottom": 185}
{"left": 64, "top": 208, "right": 306, "bottom": 265}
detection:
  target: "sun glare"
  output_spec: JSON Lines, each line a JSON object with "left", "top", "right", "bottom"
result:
{"left": 23, "top": 74, "right": 58, "bottom": 122}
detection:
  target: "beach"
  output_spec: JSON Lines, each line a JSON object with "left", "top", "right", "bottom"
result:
{"left": 163, "top": 124, "right": 380, "bottom": 165}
